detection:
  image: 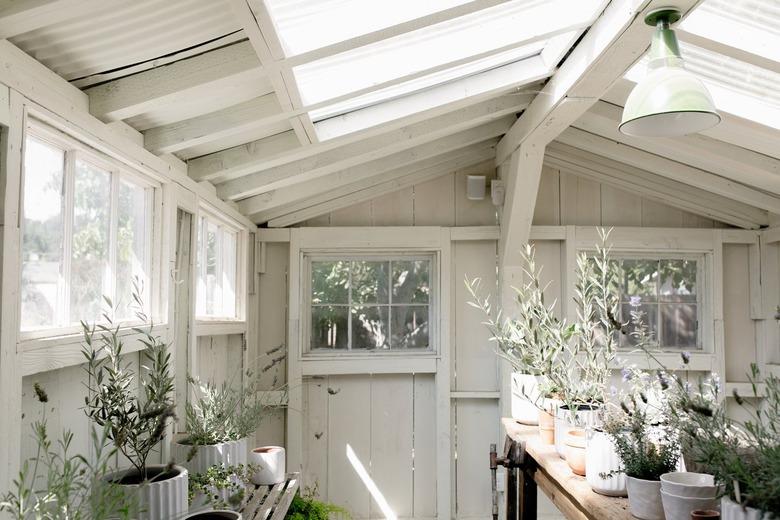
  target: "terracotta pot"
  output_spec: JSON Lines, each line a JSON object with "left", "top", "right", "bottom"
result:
{"left": 538, "top": 409, "right": 555, "bottom": 445}
{"left": 511, "top": 373, "right": 541, "bottom": 425}
{"left": 250, "top": 446, "right": 286, "bottom": 485}
{"left": 626, "top": 476, "right": 665, "bottom": 520}
{"left": 586, "top": 429, "right": 627, "bottom": 497}
{"left": 104, "top": 465, "right": 188, "bottom": 520}
{"left": 565, "top": 429, "right": 586, "bottom": 476}
{"left": 691, "top": 509, "right": 721, "bottom": 519}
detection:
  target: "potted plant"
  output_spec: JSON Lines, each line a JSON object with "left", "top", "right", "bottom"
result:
{"left": 188, "top": 463, "right": 256, "bottom": 512}
{"left": 466, "top": 243, "right": 574, "bottom": 430}
{"left": 0, "top": 384, "right": 139, "bottom": 519}
{"left": 82, "top": 297, "right": 185, "bottom": 520}
{"left": 668, "top": 364, "right": 779, "bottom": 520}
{"left": 172, "top": 350, "right": 287, "bottom": 475}
{"left": 604, "top": 398, "right": 680, "bottom": 520}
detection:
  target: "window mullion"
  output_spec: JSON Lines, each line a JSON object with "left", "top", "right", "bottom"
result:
{"left": 216, "top": 224, "right": 224, "bottom": 317}
{"left": 60, "top": 151, "right": 76, "bottom": 327}
{"left": 347, "top": 263, "right": 352, "bottom": 351}
{"left": 388, "top": 260, "right": 393, "bottom": 349}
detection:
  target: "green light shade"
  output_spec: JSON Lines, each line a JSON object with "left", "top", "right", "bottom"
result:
{"left": 620, "top": 12, "right": 720, "bottom": 137}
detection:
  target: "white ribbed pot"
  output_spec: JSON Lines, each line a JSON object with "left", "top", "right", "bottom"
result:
{"left": 585, "top": 429, "right": 627, "bottom": 497}
{"left": 250, "top": 446, "right": 286, "bottom": 485}
{"left": 171, "top": 434, "right": 248, "bottom": 474}
{"left": 626, "top": 476, "right": 665, "bottom": 520}
{"left": 184, "top": 510, "right": 242, "bottom": 519}
{"left": 555, "top": 404, "right": 601, "bottom": 459}
{"left": 511, "top": 373, "right": 541, "bottom": 425}
{"left": 105, "top": 464, "right": 188, "bottom": 520}
{"left": 721, "top": 497, "right": 771, "bottom": 520}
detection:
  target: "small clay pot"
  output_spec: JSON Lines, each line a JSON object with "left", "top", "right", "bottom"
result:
{"left": 565, "top": 429, "right": 586, "bottom": 476}
{"left": 538, "top": 409, "right": 555, "bottom": 445}
{"left": 690, "top": 510, "right": 720, "bottom": 519}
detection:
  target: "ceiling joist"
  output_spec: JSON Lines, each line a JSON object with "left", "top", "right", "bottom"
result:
{"left": 86, "top": 41, "right": 267, "bottom": 122}
{"left": 0, "top": 0, "right": 124, "bottom": 38}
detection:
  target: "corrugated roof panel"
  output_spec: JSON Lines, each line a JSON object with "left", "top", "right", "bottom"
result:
{"left": 10, "top": 0, "right": 242, "bottom": 83}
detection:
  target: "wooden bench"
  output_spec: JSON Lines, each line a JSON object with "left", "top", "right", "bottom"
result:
{"left": 239, "top": 473, "right": 300, "bottom": 520}
{"left": 502, "top": 418, "right": 633, "bottom": 520}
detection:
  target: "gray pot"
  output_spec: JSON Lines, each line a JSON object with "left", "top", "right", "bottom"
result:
{"left": 626, "top": 476, "right": 664, "bottom": 520}
{"left": 554, "top": 404, "right": 601, "bottom": 459}
{"left": 184, "top": 510, "right": 242, "bottom": 520}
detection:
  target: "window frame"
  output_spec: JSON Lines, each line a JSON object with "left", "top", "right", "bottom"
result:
{"left": 19, "top": 121, "right": 159, "bottom": 341}
{"left": 302, "top": 250, "right": 439, "bottom": 358}
{"left": 195, "top": 204, "right": 246, "bottom": 323}
{"left": 602, "top": 251, "right": 706, "bottom": 352}
{"left": 301, "top": 250, "right": 438, "bottom": 357}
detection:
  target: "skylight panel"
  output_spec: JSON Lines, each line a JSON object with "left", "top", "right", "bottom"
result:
{"left": 625, "top": 42, "right": 780, "bottom": 129}
{"left": 681, "top": 0, "right": 780, "bottom": 65}
{"left": 293, "top": 0, "right": 606, "bottom": 107}
{"left": 265, "top": 0, "right": 472, "bottom": 57}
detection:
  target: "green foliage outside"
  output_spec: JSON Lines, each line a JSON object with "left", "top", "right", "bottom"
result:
{"left": 284, "top": 488, "right": 349, "bottom": 520}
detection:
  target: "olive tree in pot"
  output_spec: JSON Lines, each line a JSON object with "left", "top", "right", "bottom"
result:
{"left": 171, "top": 350, "right": 286, "bottom": 476}
{"left": 82, "top": 299, "right": 184, "bottom": 520}
{"left": 466, "top": 243, "right": 573, "bottom": 432}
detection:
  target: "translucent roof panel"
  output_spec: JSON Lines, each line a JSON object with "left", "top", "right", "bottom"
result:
{"left": 293, "top": 0, "right": 607, "bottom": 108}
{"left": 265, "top": 0, "right": 473, "bottom": 57}
{"left": 681, "top": 0, "right": 780, "bottom": 65}
{"left": 625, "top": 42, "right": 780, "bottom": 129}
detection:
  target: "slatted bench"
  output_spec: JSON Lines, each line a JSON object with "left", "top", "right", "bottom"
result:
{"left": 239, "top": 473, "right": 300, "bottom": 520}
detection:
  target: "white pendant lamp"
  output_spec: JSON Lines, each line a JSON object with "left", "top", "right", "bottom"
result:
{"left": 620, "top": 8, "right": 721, "bottom": 137}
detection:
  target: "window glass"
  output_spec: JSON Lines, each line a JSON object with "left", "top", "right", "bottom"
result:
{"left": 616, "top": 257, "right": 700, "bottom": 350}
{"left": 309, "top": 256, "right": 433, "bottom": 352}
{"left": 196, "top": 212, "right": 240, "bottom": 320}
{"left": 20, "top": 130, "right": 154, "bottom": 334}
{"left": 21, "top": 138, "right": 65, "bottom": 330}
{"left": 70, "top": 160, "right": 111, "bottom": 323}
{"left": 116, "top": 179, "right": 149, "bottom": 320}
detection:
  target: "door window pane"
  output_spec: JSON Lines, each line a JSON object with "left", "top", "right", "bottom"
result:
{"left": 195, "top": 213, "right": 240, "bottom": 320}
{"left": 21, "top": 138, "right": 65, "bottom": 330}
{"left": 70, "top": 160, "right": 111, "bottom": 324}
{"left": 308, "top": 256, "right": 433, "bottom": 353}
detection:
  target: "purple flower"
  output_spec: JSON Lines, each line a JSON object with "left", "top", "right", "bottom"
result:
{"left": 609, "top": 385, "right": 618, "bottom": 397}
{"left": 621, "top": 367, "right": 633, "bottom": 382}
{"left": 681, "top": 351, "right": 691, "bottom": 365}
{"left": 629, "top": 296, "right": 642, "bottom": 307}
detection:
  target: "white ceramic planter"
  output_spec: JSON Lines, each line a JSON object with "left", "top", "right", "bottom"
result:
{"left": 184, "top": 510, "right": 242, "bottom": 519}
{"left": 721, "top": 497, "right": 770, "bottom": 520}
{"left": 661, "top": 489, "right": 719, "bottom": 520}
{"left": 626, "top": 476, "right": 665, "bottom": 520}
{"left": 250, "top": 446, "right": 286, "bottom": 485}
{"left": 585, "top": 430, "right": 627, "bottom": 497}
{"left": 106, "top": 464, "right": 188, "bottom": 520}
{"left": 171, "top": 434, "right": 248, "bottom": 474}
{"left": 511, "top": 373, "right": 541, "bottom": 425}
{"left": 660, "top": 472, "right": 720, "bottom": 498}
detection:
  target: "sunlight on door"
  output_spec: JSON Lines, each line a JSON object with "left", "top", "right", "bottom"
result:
{"left": 346, "top": 444, "right": 398, "bottom": 520}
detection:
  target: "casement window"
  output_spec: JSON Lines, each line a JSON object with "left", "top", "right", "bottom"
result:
{"left": 196, "top": 210, "right": 240, "bottom": 320}
{"left": 612, "top": 255, "right": 702, "bottom": 351}
{"left": 20, "top": 127, "right": 155, "bottom": 335}
{"left": 306, "top": 254, "right": 434, "bottom": 353}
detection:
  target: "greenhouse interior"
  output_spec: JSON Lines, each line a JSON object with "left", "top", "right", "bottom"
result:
{"left": 0, "top": 0, "right": 778, "bottom": 519}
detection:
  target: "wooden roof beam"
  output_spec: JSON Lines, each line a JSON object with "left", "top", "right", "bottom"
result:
{"left": 265, "top": 146, "right": 497, "bottom": 227}
{"left": 545, "top": 141, "right": 769, "bottom": 229}
{"left": 216, "top": 105, "right": 518, "bottom": 200}
{"left": 495, "top": 0, "right": 704, "bottom": 166}
{"left": 85, "top": 41, "right": 266, "bottom": 122}
{"left": 573, "top": 100, "right": 780, "bottom": 199}
{"left": 557, "top": 126, "right": 780, "bottom": 213}
{"left": 240, "top": 140, "right": 498, "bottom": 219}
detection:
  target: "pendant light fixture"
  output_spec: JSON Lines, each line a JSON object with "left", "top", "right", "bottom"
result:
{"left": 619, "top": 8, "right": 720, "bottom": 137}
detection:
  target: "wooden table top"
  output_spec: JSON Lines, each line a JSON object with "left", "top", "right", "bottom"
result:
{"left": 502, "top": 418, "right": 633, "bottom": 520}
{"left": 240, "top": 473, "right": 300, "bottom": 520}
